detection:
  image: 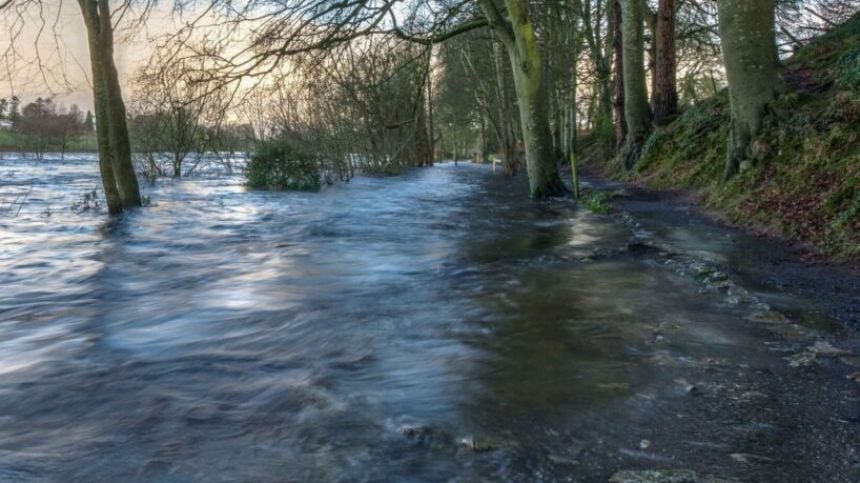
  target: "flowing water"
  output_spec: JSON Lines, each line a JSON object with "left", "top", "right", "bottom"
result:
{"left": 1, "top": 154, "right": 858, "bottom": 482}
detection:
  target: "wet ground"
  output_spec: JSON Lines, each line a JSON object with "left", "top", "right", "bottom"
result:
{"left": 1, "top": 155, "right": 858, "bottom": 482}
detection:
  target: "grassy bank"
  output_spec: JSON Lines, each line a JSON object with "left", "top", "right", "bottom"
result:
{"left": 593, "top": 13, "right": 860, "bottom": 261}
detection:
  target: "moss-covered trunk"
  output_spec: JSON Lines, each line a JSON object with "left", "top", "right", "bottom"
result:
{"left": 620, "top": 0, "right": 652, "bottom": 169}
{"left": 716, "top": 0, "right": 784, "bottom": 179}
{"left": 652, "top": 0, "right": 678, "bottom": 125}
{"left": 480, "top": 0, "right": 566, "bottom": 197}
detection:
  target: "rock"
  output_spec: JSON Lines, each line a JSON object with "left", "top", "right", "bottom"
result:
{"left": 674, "top": 378, "right": 697, "bottom": 395}
{"left": 786, "top": 351, "right": 817, "bottom": 367}
{"left": 752, "top": 310, "right": 789, "bottom": 324}
{"left": 457, "top": 436, "right": 507, "bottom": 452}
{"left": 598, "top": 382, "right": 631, "bottom": 391}
{"left": 786, "top": 342, "right": 852, "bottom": 368}
{"left": 628, "top": 240, "right": 659, "bottom": 254}
{"left": 846, "top": 371, "right": 860, "bottom": 382}
{"left": 808, "top": 341, "right": 850, "bottom": 356}
{"left": 398, "top": 424, "right": 433, "bottom": 439}
{"left": 730, "top": 452, "right": 777, "bottom": 464}
{"left": 609, "top": 469, "right": 698, "bottom": 483}
{"left": 639, "top": 439, "right": 652, "bottom": 450}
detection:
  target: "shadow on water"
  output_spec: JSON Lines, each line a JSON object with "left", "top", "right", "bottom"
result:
{"left": 0, "top": 155, "right": 858, "bottom": 481}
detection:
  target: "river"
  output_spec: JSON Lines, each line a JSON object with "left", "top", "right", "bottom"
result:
{"left": 1, "top": 154, "right": 858, "bottom": 482}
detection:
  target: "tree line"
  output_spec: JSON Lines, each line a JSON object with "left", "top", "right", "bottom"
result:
{"left": 0, "top": 96, "right": 95, "bottom": 158}
{"left": 1, "top": 0, "right": 856, "bottom": 214}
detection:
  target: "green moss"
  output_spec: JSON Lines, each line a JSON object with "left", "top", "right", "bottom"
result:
{"left": 835, "top": 47, "right": 860, "bottom": 89}
{"left": 591, "top": 14, "right": 860, "bottom": 260}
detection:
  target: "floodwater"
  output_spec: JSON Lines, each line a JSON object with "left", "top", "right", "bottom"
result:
{"left": 0, "top": 154, "right": 858, "bottom": 482}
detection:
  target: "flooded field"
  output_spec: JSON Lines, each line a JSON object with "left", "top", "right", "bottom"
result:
{"left": 1, "top": 155, "right": 858, "bottom": 482}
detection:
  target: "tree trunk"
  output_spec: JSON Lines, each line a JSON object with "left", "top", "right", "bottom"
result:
{"left": 79, "top": 0, "right": 121, "bottom": 214}
{"left": 652, "top": 0, "right": 678, "bottom": 125}
{"left": 481, "top": 0, "right": 566, "bottom": 197}
{"left": 619, "top": 0, "right": 652, "bottom": 170}
{"left": 97, "top": 0, "right": 141, "bottom": 208}
{"left": 491, "top": 36, "right": 518, "bottom": 176}
{"left": 612, "top": 0, "right": 627, "bottom": 150}
{"left": 717, "top": 0, "right": 784, "bottom": 179}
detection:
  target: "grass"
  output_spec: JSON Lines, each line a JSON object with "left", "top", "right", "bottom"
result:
{"left": 593, "top": 13, "right": 860, "bottom": 261}
{"left": 0, "top": 132, "right": 98, "bottom": 153}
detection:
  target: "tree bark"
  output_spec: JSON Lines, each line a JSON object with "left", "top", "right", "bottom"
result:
{"left": 79, "top": 0, "right": 121, "bottom": 214}
{"left": 480, "top": 0, "right": 566, "bottom": 197}
{"left": 717, "top": 0, "right": 784, "bottom": 179}
{"left": 98, "top": 0, "right": 141, "bottom": 207}
{"left": 619, "top": 0, "right": 652, "bottom": 169}
{"left": 611, "top": 0, "right": 627, "bottom": 150}
{"left": 652, "top": 0, "right": 678, "bottom": 125}
{"left": 491, "top": 37, "right": 518, "bottom": 176}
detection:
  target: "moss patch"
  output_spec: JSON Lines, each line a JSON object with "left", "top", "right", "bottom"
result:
{"left": 593, "top": 13, "right": 860, "bottom": 260}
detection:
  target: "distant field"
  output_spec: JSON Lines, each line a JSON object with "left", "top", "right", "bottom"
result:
{"left": 0, "top": 131, "right": 98, "bottom": 153}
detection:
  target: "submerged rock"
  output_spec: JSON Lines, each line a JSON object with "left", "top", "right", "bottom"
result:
{"left": 608, "top": 469, "right": 699, "bottom": 483}
{"left": 786, "top": 341, "right": 853, "bottom": 367}
{"left": 808, "top": 341, "right": 850, "bottom": 356}
{"left": 457, "top": 435, "right": 509, "bottom": 452}
{"left": 609, "top": 469, "right": 734, "bottom": 483}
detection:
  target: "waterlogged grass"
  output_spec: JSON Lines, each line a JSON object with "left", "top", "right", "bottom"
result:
{"left": 598, "top": 13, "right": 860, "bottom": 260}
{"left": 581, "top": 190, "right": 613, "bottom": 214}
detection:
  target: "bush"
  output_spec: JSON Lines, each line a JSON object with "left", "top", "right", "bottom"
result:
{"left": 581, "top": 190, "right": 613, "bottom": 214}
{"left": 246, "top": 139, "right": 321, "bottom": 190}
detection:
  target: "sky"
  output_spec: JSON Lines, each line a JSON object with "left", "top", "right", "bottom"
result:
{"left": 1, "top": 1, "right": 179, "bottom": 111}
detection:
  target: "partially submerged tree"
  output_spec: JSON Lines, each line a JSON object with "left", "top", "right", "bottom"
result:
{"left": 477, "top": 0, "right": 566, "bottom": 196}
{"left": 79, "top": 0, "right": 142, "bottom": 213}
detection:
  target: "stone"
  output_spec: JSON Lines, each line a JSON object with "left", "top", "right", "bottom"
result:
{"left": 786, "top": 352, "right": 817, "bottom": 367}
{"left": 457, "top": 436, "right": 507, "bottom": 452}
{"left": 609, "top": 469, "right": 698, "bottom": 483}
{"left": 808, "top": 341, "right": 850, "bottom": 356}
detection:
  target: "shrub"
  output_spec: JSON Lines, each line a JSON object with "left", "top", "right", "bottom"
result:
{"left": 582, "top": 190, "right": 613, "bottom": 214}
{"left": 246, "top": 139, "right": 321, "bottom": 190}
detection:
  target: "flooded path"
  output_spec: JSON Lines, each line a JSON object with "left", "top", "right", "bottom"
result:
{"left": 1, "top": 155, "right": 858, "bottom": 482}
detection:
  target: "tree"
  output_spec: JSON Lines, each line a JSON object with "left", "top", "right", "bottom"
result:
{"left": 0, "top": 98, "right": 7, "bottom": 119}
{"left": 8, "top": 96, "right": 20, "bottom": 123}
{"left": 652, "top": 0, "right": 678, "bottom": 125}
{"left": 611, "top": 0, "right": 627, "bottom": 149}
{"left": 169, "top": 0, "right": 566, "bottom": 197}
{"left": 14, "top": 98, "right": 85, "bottom": 159}
{"left": 619, "top": 0, "right": 652, "bottom": 170}
{"left": 84, "top": 110, "right": 95, "bottom": 132}
{"left": 78, "top": 0, "right": 142, "bottom": 213}
{"left": 478, "top": 0, "right": 567, "bottom": 197}
{"left": 717, "top": 0, "right": 785, "bottom": 179}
